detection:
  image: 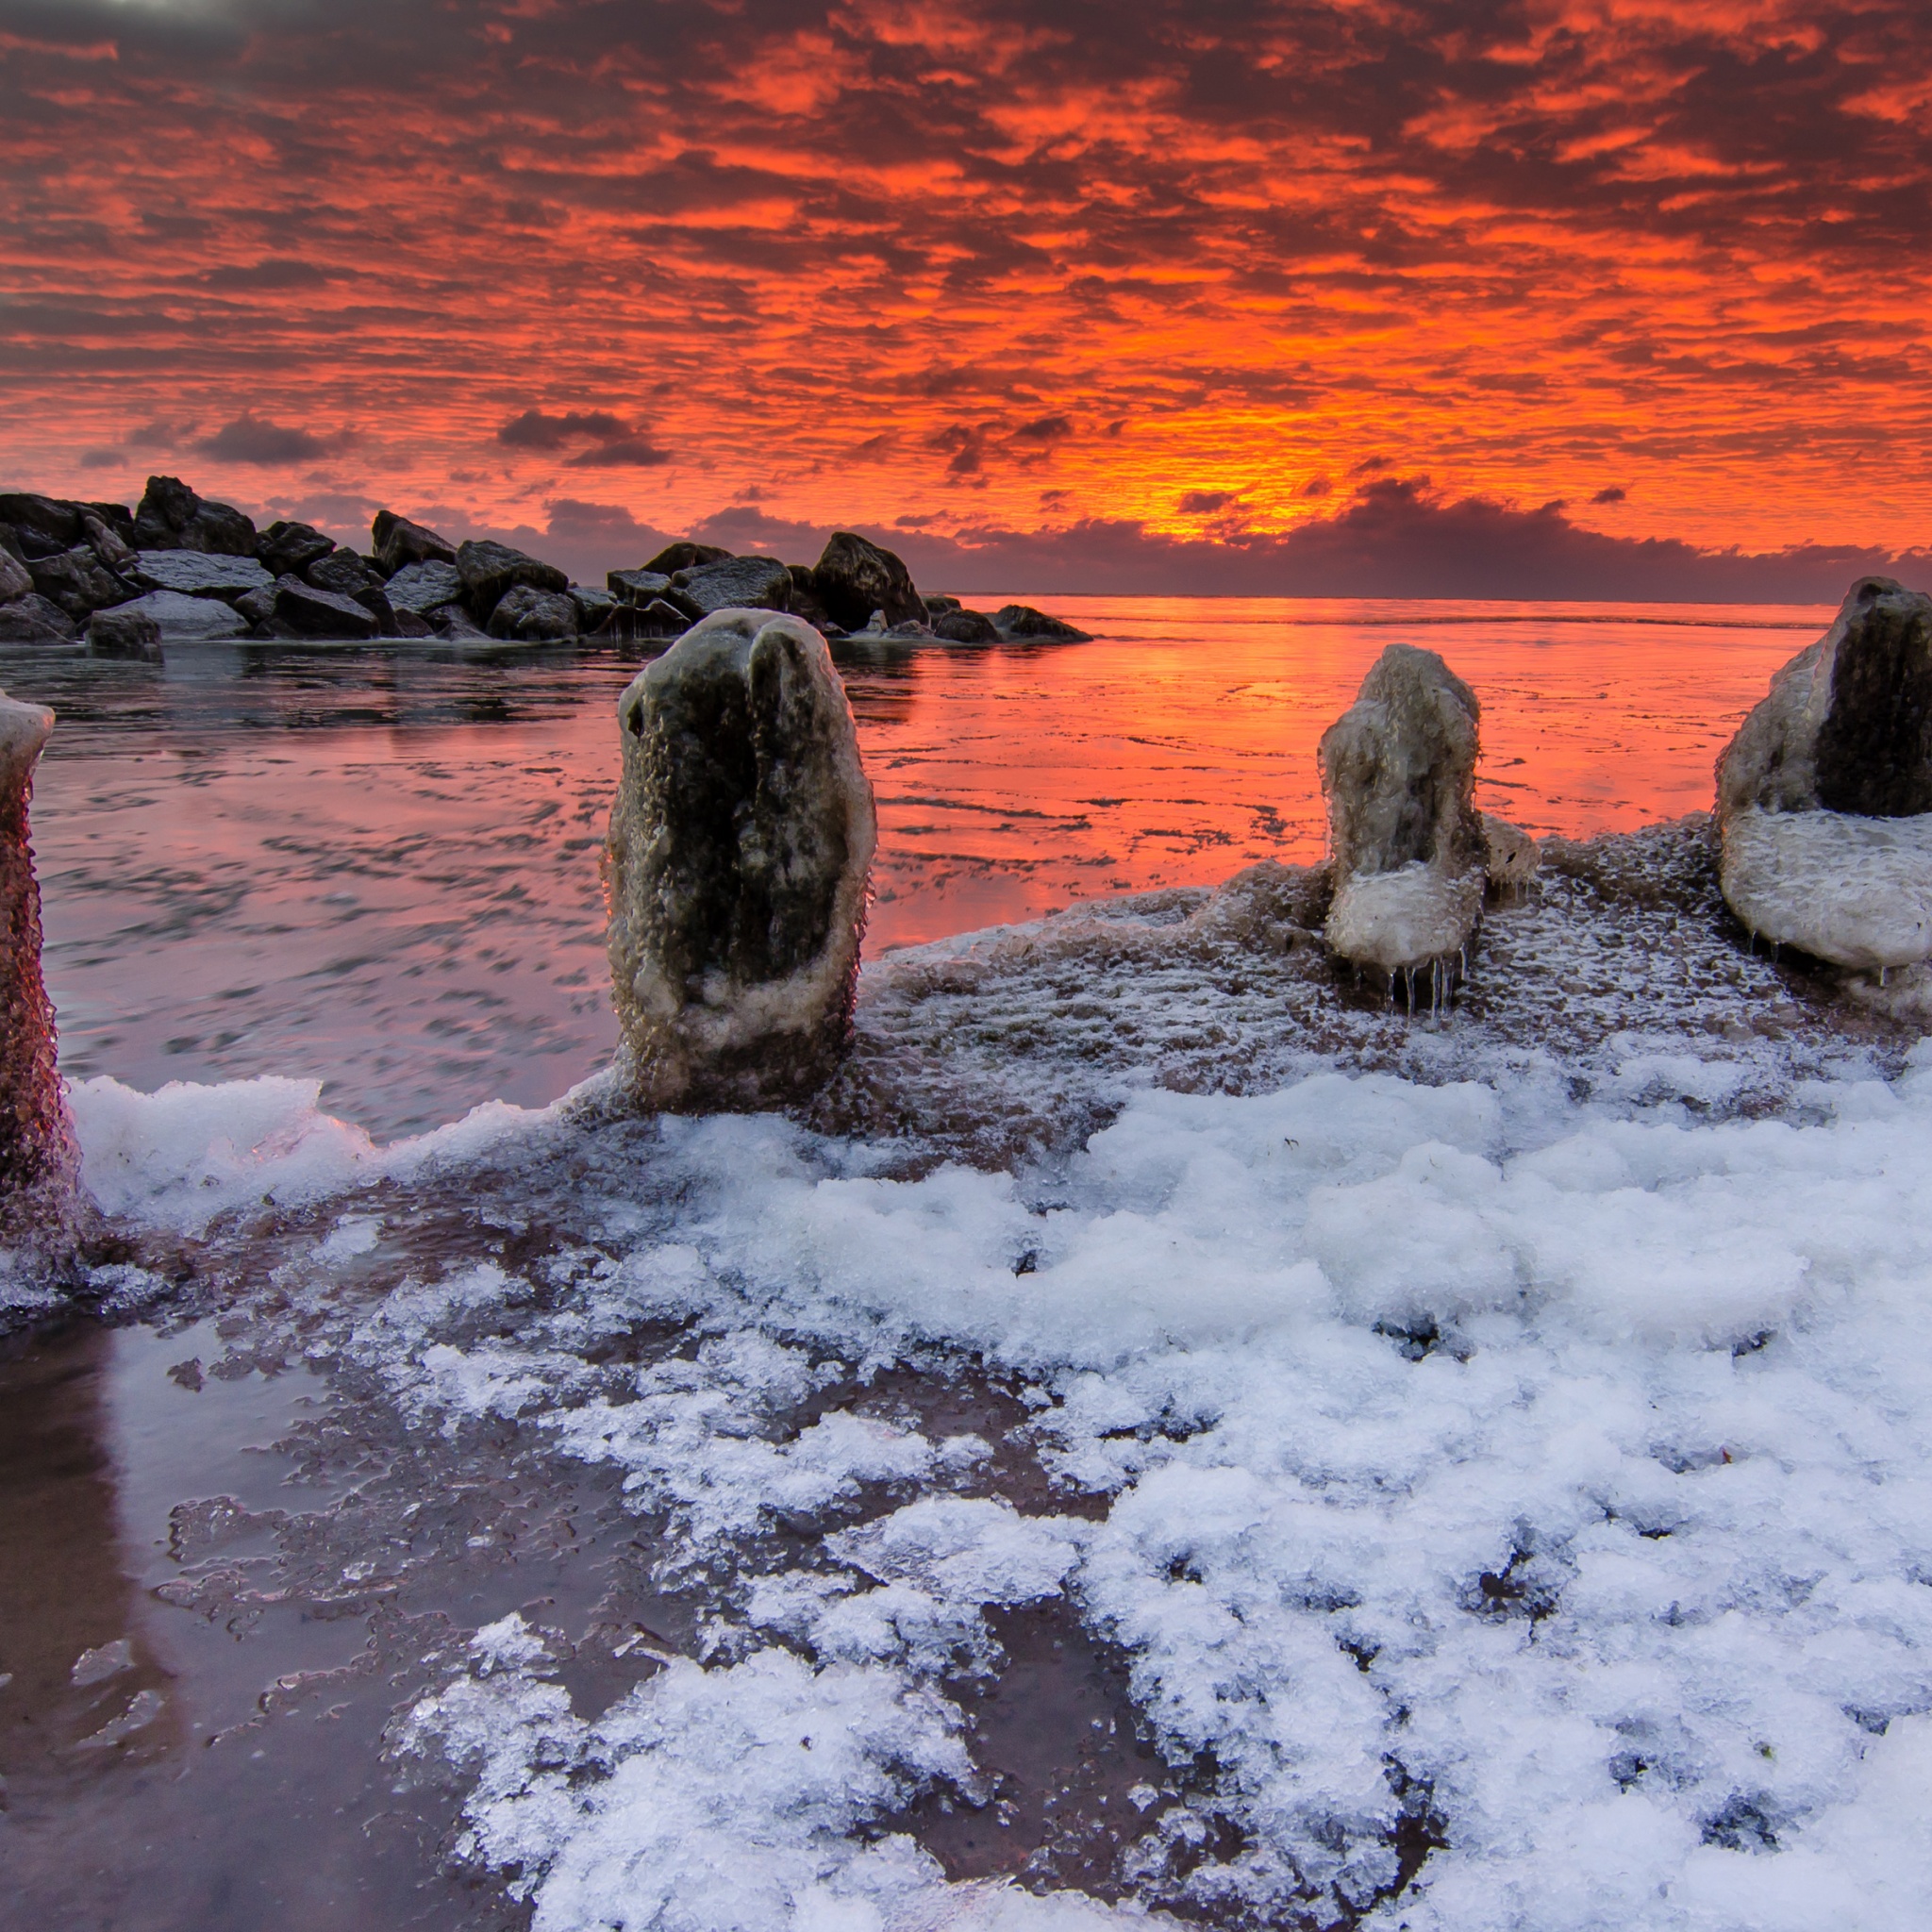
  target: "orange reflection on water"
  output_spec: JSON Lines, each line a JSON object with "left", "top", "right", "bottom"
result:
{"left": 843, "top": 597, "right": 1830, "bottom": 949}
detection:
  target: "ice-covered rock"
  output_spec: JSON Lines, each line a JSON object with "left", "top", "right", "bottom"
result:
{"left": 487, "top": 583, "right": 577, "bottom": 641}
{"left": 0, "top": 692, "right": 76, "bottom": 1208}
{"left": 1717, "top": 577, "right": 1932, "bottom": 969}
{"left": 605, "top": 610, "right": 877, "bottom": 1111}
{"left": 385, "top": 559, "right": 464, "bottom": 616}
{"left": 455, "top": 539, "right": 568, "bottom": 622}
{"left": 1482, "top": 812, "right": 1540, "bottom": 892}
{"left": 132, "top": 550, "right": 274, "bottom": 598}
{"left": 93, "top": 590, "right": 243, "bottom": 641}
{"left": 666, "top": 555, "right": 793, "bottom": 621}
{"left": 1319, "top": 643, "right": 1487, "bottom": 979}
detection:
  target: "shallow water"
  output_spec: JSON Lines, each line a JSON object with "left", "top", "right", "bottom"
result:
{"left": 3, "top": 597, "right": 1824, "bottom": 1137}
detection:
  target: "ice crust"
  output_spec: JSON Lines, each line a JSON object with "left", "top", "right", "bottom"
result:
{"left": 66, "top": 1027, "right": 1932, "bottom": 1930}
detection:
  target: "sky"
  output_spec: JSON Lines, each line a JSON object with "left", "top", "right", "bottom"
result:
{"left": 3, "top": 0, "right": 1930, "bottom": 595}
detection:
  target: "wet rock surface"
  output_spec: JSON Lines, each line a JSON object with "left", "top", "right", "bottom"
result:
{"left": 606, "top": 611, "right": 878, "bottom": 1110}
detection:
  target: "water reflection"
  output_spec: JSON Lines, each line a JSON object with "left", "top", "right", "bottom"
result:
{"left": 1, "top": 600, "right": 1825, "bottom": 1138}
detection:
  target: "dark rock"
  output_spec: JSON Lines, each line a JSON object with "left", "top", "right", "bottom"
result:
{"left": 1318, "top": 643, "right": 1486, "bottom": 975}
{"left": 992, "top": 604, "right": 1092, "bottom": 641}
{"left": 274, "top": 575, "right": 379, "bottom": 640}
{"left": 133, "top": 550, "right": 274, "bottom": 599}
{"left": 392, "top": 609, "right": 435, "bottom": 639}
{"left": 182, "top": 499, "right": 257, "bottom": 557}
{"left": 924, "top": 594, "right": 960, "bottom": 615}
{"left": 108, "top": 590, "right": 247, "bottom": 641}
{"left": 0, "top": 691, "right": 77, "bottom": 1207}
{"left": 487, "top": 583, "right": 578, "bottom": 641}
{"left": 0, "top": 595, "right": 80, "bottom": 644}
{"left": 386, "top": 559, "right": 464, "bottom": 616}
{"left": 28, "top": 547, "right": 133, "bottom": 621}
{"left": 810, "top": 531, "right": 924, "bottom": 631}
{"left": 372, "top": 509, "right": 458, "bottom": 575}
{"left": 933, "top": 606, "right": 1000, "bottom": 643}
{"left": 132, "top": 475, "right": 256, "bottom": 556}
{"left": 572, "top": 586, "right": 618, "bottom": 634}
{"left": 608, "top": 568, "right": 673, "bottom": 605}
{"left": 669, "top": 555, "right": 792, "bottom": 619}
{"left": 787, "top": 566, "right": 838, "bottom": 634}
{"left": 606, "top": 609, "right": 877, "bottom": 1110}
{"left": 0, "top": 494, "right": 83, "bottom": 553}
{"left": 258, "top": 520, "right": 336, "bottom": 578}
{"left": 883, "top": 619, "right": 931, "bottom": 639}
{"left": 0, "top": 549, "right": 31, "bottom": 606}
{"left": 426, "top": 603, "right": 492, "bottom": 642}
{"left": 87, "top": 605, "right": 164, "bottom": 659}
{"left": 626, "top": 597, "right": 693, "bottom": 640}
{"left": 305, "top": 547, "right": 395, "bottom": 629}
{"left": 455, "top": 539, "right": 568, "bottom": 620}
{"left": 642, "top": 541, "right": 732, "bottom": 575}
{"left": 81, "top": 512, "right": 139, "bottom": 578}
{"left": 84, "top": 502, "right": 136, "bottom": 546}
{"left": 0, "top": 522, "right": 70, "bottom": 562}
{"left": 234, "top": 586, "right": 278, "bottom": 627}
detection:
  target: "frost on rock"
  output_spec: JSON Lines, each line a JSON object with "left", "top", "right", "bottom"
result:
{"left": 0, "top": 689, "right": 79, "bottom": 1225}
{"left": 1320, "top": 645, "right": 1487, "bottom": 984}
{"left": 1717, "top": 576, "right": 1932, "bottom": 970}
{"left": 606, "top": 610, "right": 877, "bottom": 1112}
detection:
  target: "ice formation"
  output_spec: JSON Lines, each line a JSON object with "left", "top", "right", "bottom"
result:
{"left": 605, "top": 610, "right": 877, "bottom": 1111}
{"left": 1717, "top": 577, "right": 1932, "bottom": 969}
{"left": 0, "top": 689, "right": 76, "bottom": 1214}
{"left": 1320, "top": 645, "right": 1487, "bottom": 983}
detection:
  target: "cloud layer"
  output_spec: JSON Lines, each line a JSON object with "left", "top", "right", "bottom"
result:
{"left": 2, "top": 0, "right": 1927, "bottom": 592}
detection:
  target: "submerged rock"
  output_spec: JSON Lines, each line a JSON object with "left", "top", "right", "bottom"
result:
{"left": 810, "top": 531, "right": 924, "bottom": 631}
{"left": 1319, "top": 643, "right": 1486, "bottom": 979}
{"left": 0, "top": 692, "right": 76, "bottom": 1208}
{"left": 606, "top": 610, "right": 876, "bottom": 1111}
{"left": 1717, "top": 578, "right": 1932, "bottom": 970}
{"left": 933, "top": 605, "right": 1000, "bottom": 643}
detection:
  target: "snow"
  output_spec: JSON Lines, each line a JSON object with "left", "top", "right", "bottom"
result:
{"left": 1721, "top": 805, "right": 1932, "bottom": 971}
{"left": 46, "top": 833, "right": 1932, "bottom": 1931}
{"left": 1324, "top": 860, "right": 1484, "bottom": 977}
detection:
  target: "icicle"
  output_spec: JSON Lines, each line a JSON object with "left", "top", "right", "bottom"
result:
{"left": 1882, "top": 965, "right": 1890, "bottom": 988}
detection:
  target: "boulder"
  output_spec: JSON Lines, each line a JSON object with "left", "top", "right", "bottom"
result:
{"left": 605, "top": 609, "right": 877, "bottom": 1110}
{"left": 258, "top": 520, "right": 336, "bottom": 578}
{"left": 133, "top": 475, "right": 256, "bottom": 556}
{"left": 1318, "top": 643, "right": 1487, "bottom": 981}
{"left": 0, "top": 548, "right": 32, "bottom": 605}
{"left": 392, "top": 609, "right": 435, "bottom": 639}
{"left": 993, "top": 603, "right": 1092, "bottom": 642}
{"left": 28, "top": 546, "right": 133, "bottom": 621}
{"left": 0, "top": 493, "right": 82, "bottom": 557}
{"left": 1716, "top": 576, "right": 1932, "bottom": 970}
{"left": 234, "top": 586, "right": 278, "bottom": 627}
{"left": 81, "top": 511, "right": 140, "bottom": 578}
{"left": 810, "top": 530, "right": 924, "bottom": 631}
{"left": 608, "top": 567, "right": 673, "bottom": 605}
{"left": 924, "top": 594, "right": 960, "bottom": 615}
{"left": 87, "top": 605, "right": 163, "bottom": 658}
{"left": 386, "top": 559, "right": 464, "bottom": 616}
{"left": 488, "top": 583, "right": 578, "bottom": 641}
{"left": 0, "top": 594, "right": 79, "bottom": 644}
{"left": 572, "top": 586, "right": 618, "bottom": 633}
{"left": 307, "top": 549, "right": 396, "bottom": 631}
{"left": 642, "top": 541, "right": 732, "bottom": 575}
{"left": 614, "top": 597, "right": 693, "bottom": 641}
{"left": 426, "top": 603, "right": 492, "bottom": 642}
{"left": 85, "top": 502, "right": 137, "bottom": 547}
{"left": 0, "top": 691, "right": 76, "bottom": 1205}
{"left": 787, "top": 566, "right": 839, "bottom": 635}
{"left": 107, "top": 590, "right": 247, "bottom": 641}
{"left": 372, "top": 509, "right": 458, "bottom": 575}
{"left": 1481, "top": 814, "right": 1540, "bottom": 894}
{"left": 133, "top": 550, "right": 275, "bottom": 599}
{"left": 667, "top": 554, "right": 792, "bottom": 620}
{"left": 455, "top": 539, "right": 569, "bottom": 620}
{"left": 273, "top": 575, "right": 379, "bottom": 640}
{"left": 933, "top": 605, "right": 1000, "bottom": 643}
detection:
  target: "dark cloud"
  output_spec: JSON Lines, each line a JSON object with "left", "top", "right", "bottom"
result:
{"left": 563, "top": 439, "right": 672, "bottom": 469}
{"left": 1178, "top": 490, "right": 1240, "bottom": 514}
{"left": 1012, "top": 415, "right": 1074, "bottom": 442}
{"left": 194, "top": 413, "right": 330, "bottom": 463}
{"left": 199, "top": 258, "right": 330, "bottom": 291}
{"left": 1591, "top": 486, "right": 1628, "bottom": 505}
{"left": 496, "top": 409, "right": 634, "bottom": 451}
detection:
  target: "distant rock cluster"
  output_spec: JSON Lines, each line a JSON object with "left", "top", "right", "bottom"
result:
{"left": 0, "top": 475, "right": 1091, "bottom": 655}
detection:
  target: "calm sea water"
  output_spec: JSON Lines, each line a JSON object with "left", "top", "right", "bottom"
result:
{"left": 3, "top": 596, "right": 1827, "bottom": 1137}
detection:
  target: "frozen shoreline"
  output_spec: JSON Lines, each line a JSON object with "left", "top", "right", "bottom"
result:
{"left": 8, "top": 816, "right": 1932, "bottom": 1931}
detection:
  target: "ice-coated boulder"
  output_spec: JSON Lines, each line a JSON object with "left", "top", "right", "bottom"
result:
{"left": 108, "top": 589, "right": 248, "bottom": 641}
{"left": 608, "top": 567, "right": 673, "bottom": 606}
{"left": 0, "top": 691, "right": 76, "bottom": 1205}
{"left": 386, "top": 559, "right": 464, "bottom": 616}
{"left": 665, "top": 555, "right": 792, "bottom": 621}
{"left": 1318, "top": 643, "right": 1487, "bottom": 978}
{"left": 372, "top": 509, "right": 457, "bottom": 575}
{"left": 133, "top": 549, "right": 274, "bottom": 598}
{"left": 455, "top": 539, "right": 568, "bottom": 621}
{"left": 1482, "top": 813, "right": 1540, "bottom": 893}
{"left": 809, "top": 531, "right": 924, "bottom": 631}
{"left": 488, "top": 583, "right": 577, "bottom": 641}
{"left": 605, "top": 609, "right": 877, "bottom": 1111}
{"left": 1716, "top": 576, "right": 1932, "bottom": 970}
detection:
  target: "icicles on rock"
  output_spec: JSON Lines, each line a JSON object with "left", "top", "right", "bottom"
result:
{"left": 1716, "top": 577, "right": 1932, "bottom": 972}
{"left": 1319, "top": 644, "right": 1487, "bottom": 1002}
{"left": 605, "top": 609, "right": 878, "bottom": 1112}
{"left": 0, "top": 691, "right": 79, "bottom": 1220}
{"left": 1481, "top": 812, "right": 1540, "bottom": 898}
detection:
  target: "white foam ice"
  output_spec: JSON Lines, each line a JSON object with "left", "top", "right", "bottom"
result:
{"left": 1324, "top": 860, "right": 1483, "bottom": 977}
{"left": 61, "top": 1040, "right": 1932, "bottom": 1930}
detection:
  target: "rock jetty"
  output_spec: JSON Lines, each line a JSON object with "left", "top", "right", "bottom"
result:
{"left": 0, "top": 479, "right": 1091, "bottom": 652}
{"left": 605, "top": 610, "right": 877, "bottom": 1111}
{"left": 1717, "top": 576, "right": 1932, "bottom": 971}
{"left": 1319, "top": 643, "right": 1489, "bottom": 991}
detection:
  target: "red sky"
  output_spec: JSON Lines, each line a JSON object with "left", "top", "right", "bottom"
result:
{"left": 4, "top": 0, "right": 1930, "bottom": 591}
